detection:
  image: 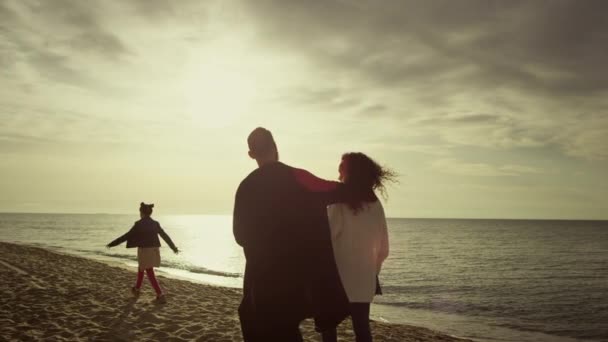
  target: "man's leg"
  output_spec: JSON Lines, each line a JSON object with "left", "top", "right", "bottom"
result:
{"left": 238, "top": 300, "right": 259, "bottom": 342}
{"left": 272, "top": 318, "right": 303, "bottom": 342}
{"left": 321, "top": 327, "right": 338, "bottom": 342}
{"left": 288, "top": 321, "right": 304, "bottom": 342}
{"left": 350, "top": 302, "right": 372, "bottom": 342}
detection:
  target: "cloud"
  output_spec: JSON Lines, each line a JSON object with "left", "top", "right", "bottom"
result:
{"left": 560, "top": 117, "right": 608, "bottom": 160}
{"left": 0, "top": 0, "right": 606, "bottom": 218}
{"left": 243, "top": 0, "right": 608, "bottom": 94}
{"left": 0, "top": 0, "right": 211, "bottom": 147}
{"left": 0, "top": 0, "right": 133, "bottom": 93}
{"left": 128, "top": 0, "right": 177, "bottom": 19}
{"left": 431, "top": 158, "right": 541, "bottom": 177}
{"left": 241, "top": 0, "right": 608, "bottom": 160}
{"left": 22, "top": 0, "right": 129, "bottom": 58}
{"left": 2, "top": 0, "right": 608, "bottom": 161}
{"left": 279, "top": 86, "right": 358, "bottom": 109}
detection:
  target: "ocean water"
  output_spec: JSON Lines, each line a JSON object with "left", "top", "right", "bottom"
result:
{"left": 0, "top": 213, "right": 606, "bottom": 342}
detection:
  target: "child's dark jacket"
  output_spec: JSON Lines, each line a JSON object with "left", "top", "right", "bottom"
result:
{"left": 108, "top": 217, "right": 177, "bottom": 251}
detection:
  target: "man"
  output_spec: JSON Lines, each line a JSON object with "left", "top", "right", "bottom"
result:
{"left": 233, "top": 127, "right": 349, "bottom": 341}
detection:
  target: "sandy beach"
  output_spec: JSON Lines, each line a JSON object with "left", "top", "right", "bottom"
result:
{"left": 0, "top": 242, "right": 470, "bottom": 341}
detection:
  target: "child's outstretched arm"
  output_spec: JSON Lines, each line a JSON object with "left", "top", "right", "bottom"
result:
{"left": 157, "top": 223, "right": 179, "bottom": 253}
{"left": 106, "top": 224, "right": 135, "bottom": 248}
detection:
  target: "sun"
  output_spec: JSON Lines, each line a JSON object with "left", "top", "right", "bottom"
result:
{"left": 181, "top": 43, "right": 259, "bottom": 129}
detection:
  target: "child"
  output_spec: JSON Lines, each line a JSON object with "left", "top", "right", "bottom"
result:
{"left": 107, "top": 202, "right": 179, "bottom": 302}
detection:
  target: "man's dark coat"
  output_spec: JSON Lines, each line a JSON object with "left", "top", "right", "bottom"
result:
{"left": 233, "top": 162, "right": 349, "bottom": 338}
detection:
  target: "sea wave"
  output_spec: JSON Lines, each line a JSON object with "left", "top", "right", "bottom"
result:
{"left": 82, "top": 249, "right": 243, "bottom": 279}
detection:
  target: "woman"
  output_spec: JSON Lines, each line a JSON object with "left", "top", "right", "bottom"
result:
{"left": 322, "top": 153, "right": 395, "bottom": 342}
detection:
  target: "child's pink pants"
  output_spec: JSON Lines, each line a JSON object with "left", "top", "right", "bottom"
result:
{"left": 135, "top": 268, "right": 162, "bottom": 296}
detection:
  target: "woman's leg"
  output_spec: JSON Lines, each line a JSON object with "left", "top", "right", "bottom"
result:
{"left": 350, "top": 302, "right": 372, "bottom": 342}
{"left": 145, "top": 268, "right": 163, "bottom": 296}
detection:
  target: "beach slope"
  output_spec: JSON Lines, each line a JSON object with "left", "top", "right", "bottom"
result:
{"left": 0, "top": 242, "right": 470, "bottom": 341}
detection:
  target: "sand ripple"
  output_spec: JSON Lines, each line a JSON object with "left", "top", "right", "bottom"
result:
{"left": 0, "top": 242, "right": 470, "bottom": 341}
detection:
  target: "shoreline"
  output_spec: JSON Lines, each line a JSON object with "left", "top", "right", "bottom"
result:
{"left": 0, "top": 242, "right": 471, "bottom": 341}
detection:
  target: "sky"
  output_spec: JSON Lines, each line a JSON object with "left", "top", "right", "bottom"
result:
{"left": 1, "top": 0, "right": 607, "bottom": 219}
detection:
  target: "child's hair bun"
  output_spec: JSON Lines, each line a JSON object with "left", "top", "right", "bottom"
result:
{"left": 139, "top": 202, "right": 154, "bottom": 216}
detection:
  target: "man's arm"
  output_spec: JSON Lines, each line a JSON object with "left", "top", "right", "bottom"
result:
{"left": 233, "top": 182, "right": 248, "bottom": 247}
{"left": 293, "top": 168, "right": 347, "bottom": 205}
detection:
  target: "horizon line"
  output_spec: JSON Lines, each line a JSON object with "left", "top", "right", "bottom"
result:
{"left": 0, "top": 211, "right": 606, "bottom": 222}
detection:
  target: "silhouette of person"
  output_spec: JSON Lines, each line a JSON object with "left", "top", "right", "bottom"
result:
{"left": 321, "top": 153, "right": 394, "bottom": 342}
{"left": 107, "top": 202, "right": 179, "bottom": 303}
{"left": 233, "top": 127, "right": 349, "bottom": 342}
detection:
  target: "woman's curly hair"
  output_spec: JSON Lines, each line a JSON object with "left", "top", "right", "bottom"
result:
{"left": 341, "top": 152, "right": 398, "bottom": 213}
